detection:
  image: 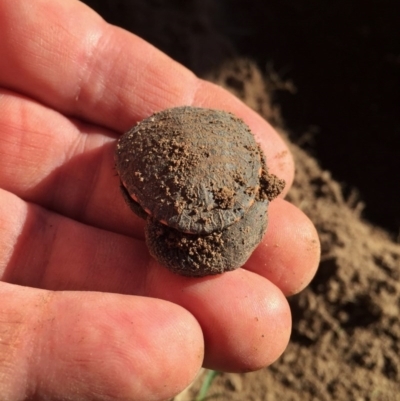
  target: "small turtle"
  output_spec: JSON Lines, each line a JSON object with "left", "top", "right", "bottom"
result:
{"left": 115, "top": 106, "right": 285, "bottom": 276}
{"left": 145, "top": 198, "right": 269, "bottom": 276}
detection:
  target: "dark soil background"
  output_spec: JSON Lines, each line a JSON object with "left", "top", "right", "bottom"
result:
{"left": 224, "top": 1, "right": 400, "bottom": 236}
{"left": 81, "top": 0, "right": 400, "bottom": 236}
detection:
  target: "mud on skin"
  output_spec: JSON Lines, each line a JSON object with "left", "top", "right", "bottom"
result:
{"left": 115, "top": 106, "right": 285, "bottom": 277}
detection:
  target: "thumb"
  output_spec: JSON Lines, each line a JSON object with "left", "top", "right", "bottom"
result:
{"left": 0, "top": 282, "right": 203, "bottom": 401}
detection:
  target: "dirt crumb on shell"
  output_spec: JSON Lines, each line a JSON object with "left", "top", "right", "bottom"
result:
{"left": 257, "top": 145, "right": 286, "bottom": 201}
{"left": 213, "top": 186, "right": 236, "bottom": 209}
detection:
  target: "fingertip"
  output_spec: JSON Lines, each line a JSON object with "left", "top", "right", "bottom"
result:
{"left": 148, "top": 267, "right": 292, "bottom": 373}
{"left": 35, "top": 292, "right": 204, "bottom": 401}
{"left": 249, "top": 198, "right": 321, "bottom": 295}
{"left": 202, "top": 271, "right": 292, "bottom": 372}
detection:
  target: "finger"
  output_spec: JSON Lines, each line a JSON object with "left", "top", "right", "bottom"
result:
{"left": 145, "top": 265, "right": 292, "bottom": 372}
{"left": 0, "top": 282, "right": 203, "bottom": 401}
{"left": 247, "top": 199, "right": 321, "bottom": 295}
{"left": 1, "top": 189, "right": 291, "bottom": 371}
{"left": 0, "top": 188, "right": 150, "bottom": 293}
{"left": 0, "top": 89, "right": 145, "bottom": 239}
{"left": 0, "top": 0, "right": 294, "bottom": 189}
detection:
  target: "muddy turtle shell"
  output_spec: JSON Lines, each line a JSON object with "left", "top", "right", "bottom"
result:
{"left": 145, "top": 198, "right": 269, "bottom": 277}
{"left": 115, "top": 106, "right": 262, "bottom": 234}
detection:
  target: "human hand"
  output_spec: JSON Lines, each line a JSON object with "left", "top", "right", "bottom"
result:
{"left": 0, "top": 0, "right": 320, "bottom": 400}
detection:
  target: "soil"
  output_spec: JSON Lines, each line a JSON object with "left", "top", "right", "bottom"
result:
{"left": 83, "top": 1, "right": 400, "bottom": 399}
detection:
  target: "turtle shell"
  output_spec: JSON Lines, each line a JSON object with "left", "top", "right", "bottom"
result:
{"left": 145, "top": 198, "right": 269, "bottom": 277}
{"left": 115, "top": 106, "right": 263, "bottom": 234}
